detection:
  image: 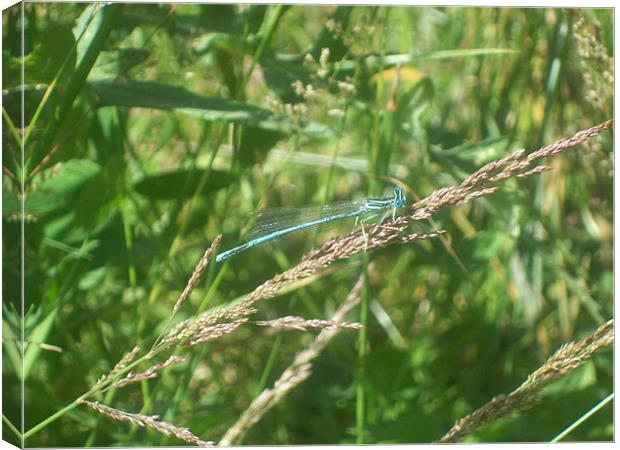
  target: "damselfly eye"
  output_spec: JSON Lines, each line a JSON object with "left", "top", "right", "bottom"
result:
{"left": 393, "top": 187, "right": 405, "bottom": 207}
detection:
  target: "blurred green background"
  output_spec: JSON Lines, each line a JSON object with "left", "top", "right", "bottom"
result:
{"left": 2, "top": 3, "right": 613, "bottom": 446}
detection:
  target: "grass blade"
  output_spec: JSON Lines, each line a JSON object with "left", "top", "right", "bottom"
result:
{"left": 90, "top": 80, "right": 334, "bottom": 137}
{"left": 25, "top": 3, "right": 123, "bottom": 177}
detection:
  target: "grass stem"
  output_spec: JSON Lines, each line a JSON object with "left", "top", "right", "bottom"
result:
{"left": 550, "top": 392, "right": 614, "bottom": 443}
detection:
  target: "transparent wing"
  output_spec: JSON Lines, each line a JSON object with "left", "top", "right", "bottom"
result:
{"left": 245, "top": 199, "right": 368, "bottom": 242}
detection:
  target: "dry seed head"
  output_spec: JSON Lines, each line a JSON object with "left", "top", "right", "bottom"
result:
{"left": 319, "top": 47, "right": 330, "bottom": 67}
{"left": 318, "top": 48, "right": 330, "bottom": 78}
{"left": 328, "top": 108, "right": 345, "bottom": 118}
{"left": 83, "top": 401, "right": 213, "bottom": 447}
{"left": 291, "top": 80, "right": 305, "bottom": 96}
{"left": 303, "top": 53, "right": 315, "bottom": 66}
{"left": 183, "top": 318, "right": 249, "bottom": 347}
{"left": 255, "top": 316, "right": 362, "bottom": 332}
{"left": 399, "top": 230, "right": 446, "bottom": 244}
{"left": 325, "top": 19, "right": 343, "bottom": 37}
{"left": 266, "top": 95, "right": 283, "bottom": 113}
{"left": 516, "top": 165, "right": 551, "bottom": 178}
{"left": 97, "top": 346, "right": 141, "bottom": 387}
{"left": 303, "top": 83, "right": 316, "bottom": 100}
{"left": 292, "top": 102, "right": 307, "bottom": 116}
{"left": 162, "top": 304, "right": 256, "bottom": 346}
{"left": 112, "top": 355, "right": 188, "bottom": 388}
{"left": 173, "top": 236, "right": 221, "bottom": 316}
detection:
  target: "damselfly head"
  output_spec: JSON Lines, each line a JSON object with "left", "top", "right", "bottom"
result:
{"left": 393, "top": 186, "right": 405, "bottom": 208}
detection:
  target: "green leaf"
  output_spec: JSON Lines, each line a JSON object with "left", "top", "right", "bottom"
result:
{"left": 23, "top": 307, "right": 59, "bottom": 381}
{"left": 4, "top": 159, "right": 115, "bottom": 242}
{"left": 88, "top": 48, "right": 151, "bottom": 79}
{"left": 134, "top": 168, "right": 233, "bottom": 199}
{"left": 2, "top": 25, "right": 76, "bottom": 88}
{"left": 22, "top": 160, "right": 101, "bottom": 219}
{"left": 74, "top": 156, "right": 124, "bottom": 230}
{"left": 78, "top": 267, "right": 107, "bottom": 291}
{"left": 2, "top": 305, "right": 22, "bottom": 379}
{"left": 73, "top": 3, "right": 107, "bottom": 64}
{"left": 239, "top": 126, "right": 285, "bottom": 167}
{"left": 429, "top": 136, "right": 509, "bottom": 179}
{"left": 90, "top": 80, "right": 334, "bottom": 137}
{"left": 25, "top": 3, "right": 123, "bottom": 177}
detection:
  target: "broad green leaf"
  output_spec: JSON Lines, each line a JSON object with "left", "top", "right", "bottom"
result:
{"left": 134, "top": 168, "right": 233, "bottom": 199}
{"left": 78, "top": 267, "right": 107, "bottom": 291}
{"left": 3, "top": 160, "right": 101, "bottom": 220}
{"left": 196, "top": 4, "right": 240, "bottom": 32}
{"left": 2, "top": 25, "right": 76, "bottom": 88}
{"left": 90, "top": 80, "right": 335, "bottom": 137}
{"left": 41, "top": 161, "right": 122, "bottom": 242}
{"left": 74, "top": 156, "right": 124, "bottom": 230}
{"left": 24, "top": 160, "right": 101, "bottom": 219}
{"left": 239, "top": 126, "right": 285, "bottom": 167}
{"left": 196, "top": 33, "right": 242, "bottom": 98}
{"left": 88, "top": 48, "right": 151, "bottom": 79}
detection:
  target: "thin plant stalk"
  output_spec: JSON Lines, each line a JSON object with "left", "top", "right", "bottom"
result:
{"left": 550, "top": 392, "right": 614, "bottom": 443}
{"left": 356, "top": 254, "right": 371, "bottom": 444}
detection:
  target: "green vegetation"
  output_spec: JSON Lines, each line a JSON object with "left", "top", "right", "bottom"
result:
{"left": 2, "top": 4, "right": 613, "bottom": 446}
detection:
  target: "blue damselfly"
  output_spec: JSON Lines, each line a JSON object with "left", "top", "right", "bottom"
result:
{"left": 215, "top": 187, "right": 406, "bottom": 262}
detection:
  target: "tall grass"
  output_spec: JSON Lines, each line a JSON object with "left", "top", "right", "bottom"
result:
{"left": 2, "top": 4, "right": 613, "bottom": 446}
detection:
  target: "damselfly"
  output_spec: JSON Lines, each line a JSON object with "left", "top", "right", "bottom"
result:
{"left": 215, "top": 186, "right": 406, "bottom": 263}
